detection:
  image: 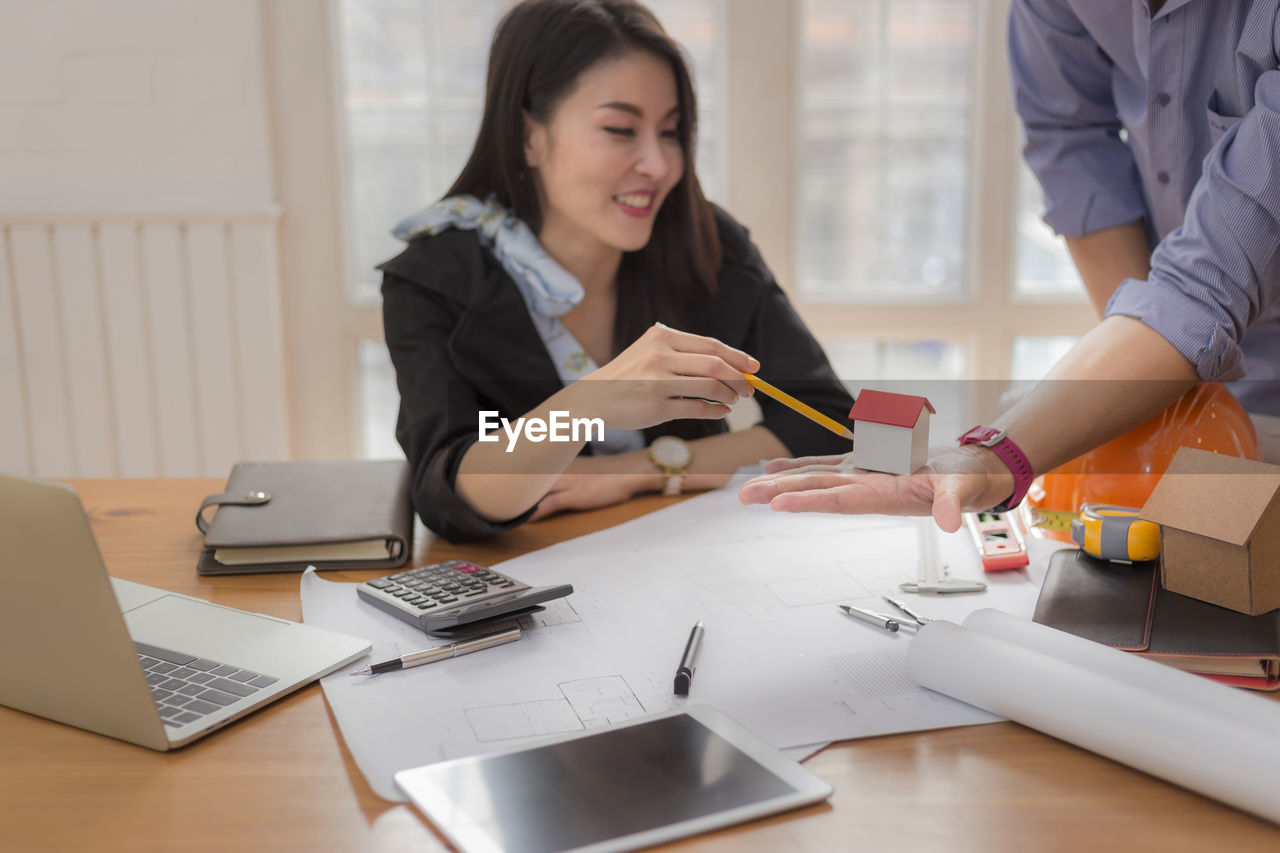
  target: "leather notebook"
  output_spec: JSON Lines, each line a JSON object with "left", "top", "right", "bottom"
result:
{"left": 196, "top": 460, "right": 414, "bottom": 575}
{"left": 1034, "top": 549, "right": 1280, "bottom": 690}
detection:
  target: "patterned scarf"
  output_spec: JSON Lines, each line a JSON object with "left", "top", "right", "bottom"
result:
{"left": 392, "top": 194, "right": 583, "bottom": 318}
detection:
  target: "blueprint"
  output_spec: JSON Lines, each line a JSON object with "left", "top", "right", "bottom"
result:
{"left": 301, "top": 474, "right": 1063, "bottom": 801}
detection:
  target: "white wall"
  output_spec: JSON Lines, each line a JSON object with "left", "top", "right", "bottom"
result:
{"left": 0, "top": 0, "right": 274, "bottom": 212}
{"left": 0, "top": 0, "right": 290, "bottom": 478}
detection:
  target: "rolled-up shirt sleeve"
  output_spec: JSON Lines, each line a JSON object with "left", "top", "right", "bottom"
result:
{"left": 382, "top": 266, "right": 536, "bottom": 542}
{"left": 1009, "top": 0, "right": 1148, "bottom": 237}
{"left": 1107, "top": 69, "right": 1280, "bottom": 381}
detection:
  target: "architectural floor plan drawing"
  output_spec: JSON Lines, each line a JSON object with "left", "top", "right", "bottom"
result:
{"left": 465, "top": 673, "right": 663, "bottom": 742}
{"left": 465, "top": 698, "right": 585, "bottom": 742}
{"left": 517, "top": 597, "right": 585, "bottom": 634}
{"left": 827, "top": 649, "right": 920, "bottom": 700}
{"left": 301, "top": 475, "right": 1061, "bottom": 802}
{"left": 556, "top": 675, "right": 644, "bottom": 727}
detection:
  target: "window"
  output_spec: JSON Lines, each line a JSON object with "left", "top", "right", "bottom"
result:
{"left": 643, "top": 0, "right": 723, "bottom": 200}
{"left": 799, "top": 0, "right": 974, "bottom": 300}
{"left": 1014, "top": 162, "right": 1083, "bottom": 298}
{"left": 358, "top": 338, "right": 403, "bottom": 458}
{"left": 337, "top": 0, "right": 504, "bottom": 303}
{"left": 1011, "top": 335, "right": 1078, "bottom": 382}
{"left": 326, "top": 0, "right": 1097, "bottom": 458}
{"left": 778, "top": 0, "right": 1093, "bottom": 417}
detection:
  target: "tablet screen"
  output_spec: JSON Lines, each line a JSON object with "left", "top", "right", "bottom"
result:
{"left": 399, "top": 711, "right": 815, "bottom": 853}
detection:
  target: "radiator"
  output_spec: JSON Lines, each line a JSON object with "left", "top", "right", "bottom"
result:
{"left": 0, "top": 209, "right": 290, "bottom": 478}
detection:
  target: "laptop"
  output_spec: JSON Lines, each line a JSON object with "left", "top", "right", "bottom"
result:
{"left": 0, "top": 474, "right": 372, "bottom": 750}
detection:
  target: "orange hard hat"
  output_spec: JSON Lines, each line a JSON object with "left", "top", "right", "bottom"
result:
{"left": 1026, "top": 383, "right": 1260, "bottom": 541}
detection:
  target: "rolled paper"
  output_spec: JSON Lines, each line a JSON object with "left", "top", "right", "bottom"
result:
{"left": 961, "top": 609, "right": 1280, "bottom": 734}
{"left": 906, "top": 609, "right": 1280, "bottom": 825}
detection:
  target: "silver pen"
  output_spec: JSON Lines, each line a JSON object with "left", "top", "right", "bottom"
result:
{"left": 882, "top": 596, "right": 930, "bottom": 627}
{"left": 673, "top": 621, "right": 705, "bottom": 696}
{"left": 350, "top": 626, "right": 522, "bottom": 676}
{"left": 838, "top": 604, "right": 901, "bottom": 632}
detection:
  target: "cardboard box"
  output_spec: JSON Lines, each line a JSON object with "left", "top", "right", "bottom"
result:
{"left": 1140, "top": 447, "right": 1280, "bottom": 615}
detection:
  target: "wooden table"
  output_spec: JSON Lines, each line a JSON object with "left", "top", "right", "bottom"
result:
{"left": 2, "top": 479, "right": 1278, "bottom": 852}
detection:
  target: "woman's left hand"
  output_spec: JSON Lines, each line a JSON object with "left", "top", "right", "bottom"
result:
{"left": 528, "top": 454, "right": 655, "bottom": 521}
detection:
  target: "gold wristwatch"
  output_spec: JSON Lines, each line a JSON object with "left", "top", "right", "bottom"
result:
{"left": 648, "top": 435, "right": 692, "bottom": 497}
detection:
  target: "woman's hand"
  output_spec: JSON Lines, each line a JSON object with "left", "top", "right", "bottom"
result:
{"left": 738, "top": 446, "right": 1015, "bottom": 532}
{"left": 563, "top": 324, "right": 758, "bottom": 430}
{"left": 528, "top": 453, "right": 657, "bottom": 521}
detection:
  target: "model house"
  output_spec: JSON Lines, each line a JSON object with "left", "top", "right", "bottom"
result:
{"left": 1140, "top": 447, "right": 1280, "bottom": 615}
{"left": 848, "top": 390, "right": 936, "bottom": 475}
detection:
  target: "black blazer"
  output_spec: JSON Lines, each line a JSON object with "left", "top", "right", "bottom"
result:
{"left": 380, "top": 206, "right": 853, "bottom": 541}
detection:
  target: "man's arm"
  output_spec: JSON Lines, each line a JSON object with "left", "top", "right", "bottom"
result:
{"left": 1065, "top": 221, "right": 1151, "bottom": 317}
{"left": 740, "top": 316, "right": 1197, "bottom": 532}
{"left": 991, "top": 317, "right": 1196, "bottom": 487}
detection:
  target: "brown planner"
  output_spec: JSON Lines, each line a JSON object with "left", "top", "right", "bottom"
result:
{"left": 1033, "top": 549, "right": 1280, "bottom": 690}
{"left": 196, "top": 460, "right": 414, "bottom": 575}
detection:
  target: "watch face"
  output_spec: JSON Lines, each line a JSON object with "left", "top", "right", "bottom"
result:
{"left": 650, "top": 435, "right": 691, "bottom": 468}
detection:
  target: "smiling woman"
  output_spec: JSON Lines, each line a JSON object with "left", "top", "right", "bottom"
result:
{"left": 529, "top": 55, "right": 685, "bottom": 254}
{"left": 379, "top": 0, "right": 853, "bottom": 542}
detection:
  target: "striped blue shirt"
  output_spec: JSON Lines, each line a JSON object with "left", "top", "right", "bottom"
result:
{"left": 1010, "top": 0, "right": 1280, "bottom": 414}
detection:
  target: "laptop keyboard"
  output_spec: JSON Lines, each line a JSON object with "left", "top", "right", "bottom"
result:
{"left": 135, "top": 642, "right": 279, "bottom": 729}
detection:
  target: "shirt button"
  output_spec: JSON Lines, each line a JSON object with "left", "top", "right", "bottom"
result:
{"left": 1155, "top": 92, "right": 1171, "bottom": 106}
{"left": 1157, "top": 171, "right": 1171, "bottom": 185}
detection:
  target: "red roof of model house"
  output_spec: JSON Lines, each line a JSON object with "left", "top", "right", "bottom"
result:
{"left": 847, "top": 390, "right": 936, "bottom": 429}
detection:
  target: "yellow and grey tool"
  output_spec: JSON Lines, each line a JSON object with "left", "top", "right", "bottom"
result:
{"left": 1030, "top": 507, "right": 1077, "bottom": 533}
{"left": 1069, "top": 503, "right": 1160, "bottom": 563}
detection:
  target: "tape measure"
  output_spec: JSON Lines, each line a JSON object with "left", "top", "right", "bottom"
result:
{"left": 1030, "top": 507, "right": 1077, "bottom": 533}
{"left": 1069, "top": 504, "right": 1160, "bottom": 563}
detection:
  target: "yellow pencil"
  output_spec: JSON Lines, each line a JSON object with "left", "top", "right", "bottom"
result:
{"left": 743, "top": 373, "right": 854, "bottom": 441}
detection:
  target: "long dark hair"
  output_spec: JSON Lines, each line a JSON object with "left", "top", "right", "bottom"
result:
{"left": 447, "top": 0, "right": 721, "bottom": 352}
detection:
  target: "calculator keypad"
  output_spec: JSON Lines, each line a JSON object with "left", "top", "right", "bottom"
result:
{"left": 361, "top": 561, "right": 528, "bottom": 613}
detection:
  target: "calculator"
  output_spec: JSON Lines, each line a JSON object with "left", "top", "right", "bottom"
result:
{"left": 356, "top": 560, "right": 573, "bottom": 636}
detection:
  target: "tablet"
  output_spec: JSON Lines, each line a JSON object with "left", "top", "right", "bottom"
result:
{"left": 394, "top": 705, "right": 832, "bottom": 853}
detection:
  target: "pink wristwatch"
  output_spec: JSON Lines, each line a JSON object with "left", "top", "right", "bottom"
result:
{"left": 957, "top": 426, "right": 1034, "bottom": 513}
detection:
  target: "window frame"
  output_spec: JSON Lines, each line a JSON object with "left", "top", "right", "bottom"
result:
{"left": 724, "top": 0, "right": 1093, "bottom": 391}
{"left": 285, "top": 0, "right": 1099, "bottom": 458}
